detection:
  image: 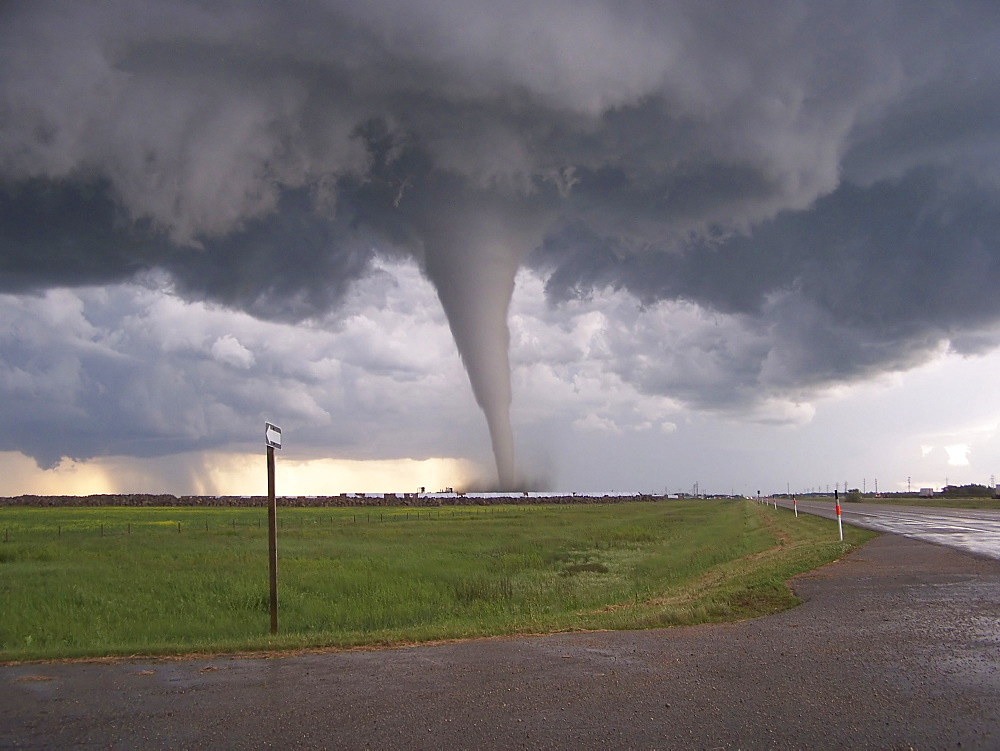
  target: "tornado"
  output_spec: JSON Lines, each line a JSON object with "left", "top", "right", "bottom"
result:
{"left": 416, "top": 193, "right": 547, "bottom": 490}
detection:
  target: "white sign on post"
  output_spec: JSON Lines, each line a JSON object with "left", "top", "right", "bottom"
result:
{"left": 264, "top": 421, "right": 281, "bottom": 634}
{"left": 265, "top": 422, "right": 282, "bottom": 449}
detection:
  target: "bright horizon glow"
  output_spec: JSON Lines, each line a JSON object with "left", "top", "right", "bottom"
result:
{"left": 0, "top": 451, "right": 480, "bottom": 497}
{"left": 2, "top": 345, "right": 999, "bottom": 499}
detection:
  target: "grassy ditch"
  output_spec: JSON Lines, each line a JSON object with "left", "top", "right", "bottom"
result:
{"left": 0, "top": 500, "right": 873, "bottom": 661}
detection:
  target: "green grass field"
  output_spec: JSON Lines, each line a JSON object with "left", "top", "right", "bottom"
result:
{"left": 0, "top": 500, "right": 873, "bottom": 661}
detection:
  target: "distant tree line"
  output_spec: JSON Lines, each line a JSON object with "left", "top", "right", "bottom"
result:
{"left": 939, "top": 484, "right": 996, "bottom": 498}
{"left": 814, "top": 484, "right": 998, "bottom": 502}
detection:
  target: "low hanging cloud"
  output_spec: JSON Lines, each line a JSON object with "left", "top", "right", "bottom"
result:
{"left": 536, "top": 169, "right": 1000, "bottom": 401}
{"left": 2, "top": 1, "right": 1000, "bottom": 477}
{"left": 0, "top": 261, "right": 479, "bottom": 470}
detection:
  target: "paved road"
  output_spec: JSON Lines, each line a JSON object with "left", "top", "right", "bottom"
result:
{"left": 4, "top": 532, "right": 1000, "bottom": 749}
{"left": 775, "top": 499, "right": 1000, "bottom": 559}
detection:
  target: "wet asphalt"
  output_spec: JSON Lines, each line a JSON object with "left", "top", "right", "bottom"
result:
{"left": 4, "top": 529, "right": 1000, "bottom": 749}
{"left": 778, "top": 499, "right": 1000, "bottom": 560}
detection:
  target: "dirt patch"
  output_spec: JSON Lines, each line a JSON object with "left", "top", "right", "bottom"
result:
{"left": 753, "top": 504, "right": 794, "bottom": 545}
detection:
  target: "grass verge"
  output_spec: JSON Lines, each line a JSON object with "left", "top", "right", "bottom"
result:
{"left": 0, "top": 501, "right": 874, "bottom": 661}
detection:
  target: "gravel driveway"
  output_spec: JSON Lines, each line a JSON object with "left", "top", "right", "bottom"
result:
{"left": 3, "top": 533, "right": 1000, "bottom": 749}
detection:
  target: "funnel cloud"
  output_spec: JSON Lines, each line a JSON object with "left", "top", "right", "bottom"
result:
{"left": 416, "top": 192, "right": 551, "bottom": 487}
{"left": 338, "top": 124, "right": 554, "bottom": 487}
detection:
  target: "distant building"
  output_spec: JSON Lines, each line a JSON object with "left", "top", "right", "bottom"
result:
{"left": 919, "top": 487, "right": 935, "bottom": 497}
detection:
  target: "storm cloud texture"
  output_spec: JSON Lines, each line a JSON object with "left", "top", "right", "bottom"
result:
{"left": 2, "top": 1, "right": 1000, "bottom": 489}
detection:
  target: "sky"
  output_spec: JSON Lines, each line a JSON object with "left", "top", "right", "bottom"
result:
{"left": 2, "top": 0, "right": 1000, "bottom": 497}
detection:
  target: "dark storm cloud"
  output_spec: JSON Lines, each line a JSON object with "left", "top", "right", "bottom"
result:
{"left": 2, "top": 0, "right": 1000, "bottom": 468}
{"left": 0, "top": 178, "right": 378, "bottom": 321}
{"left": 536, "top": 167, "right": 1000, "bottom": 407}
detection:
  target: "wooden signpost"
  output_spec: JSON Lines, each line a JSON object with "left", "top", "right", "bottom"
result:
{"left": 265, "top": 422, "right": 282, "bottom": 634}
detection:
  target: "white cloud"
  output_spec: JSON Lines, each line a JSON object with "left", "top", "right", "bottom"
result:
{"left": 571, "top": 412, "right": 622, "bottom": 434}
{"left": 3, "top": 261, "right": 1000, "bottom": 495}
{"left": 945, "top": 444, "right": 971, "bottom": 467}
{"left": 210, "top": 335, "right": 255, "bottom": 369}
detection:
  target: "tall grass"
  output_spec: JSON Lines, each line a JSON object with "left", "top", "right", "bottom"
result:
{"left": 0, "top": 501, "right": 873, "bottom": 660}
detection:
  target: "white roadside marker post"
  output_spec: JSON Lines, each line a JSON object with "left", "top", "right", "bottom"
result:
{"left": 835, "top": 488, "right": 843, "bottom": 541}
{"left": 265, "top": 422, "right": 282, "bottom": 635}
{"left": 793, "top": 495, "right": 798, "bottom": 518}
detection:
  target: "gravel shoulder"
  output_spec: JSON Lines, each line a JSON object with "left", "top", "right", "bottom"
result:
{"left": 4, "top": 533, "right": 1000, "bottom": 749}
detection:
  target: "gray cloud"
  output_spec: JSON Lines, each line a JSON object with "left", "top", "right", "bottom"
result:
{"left": 2, "top": 0, "right": 1000, "bottom": 474}
{"left": 0, "top": 268, "right": 481, "bottom": 470}
{"left": 537, "top": 167, "right": 1000, "bottom": 403}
